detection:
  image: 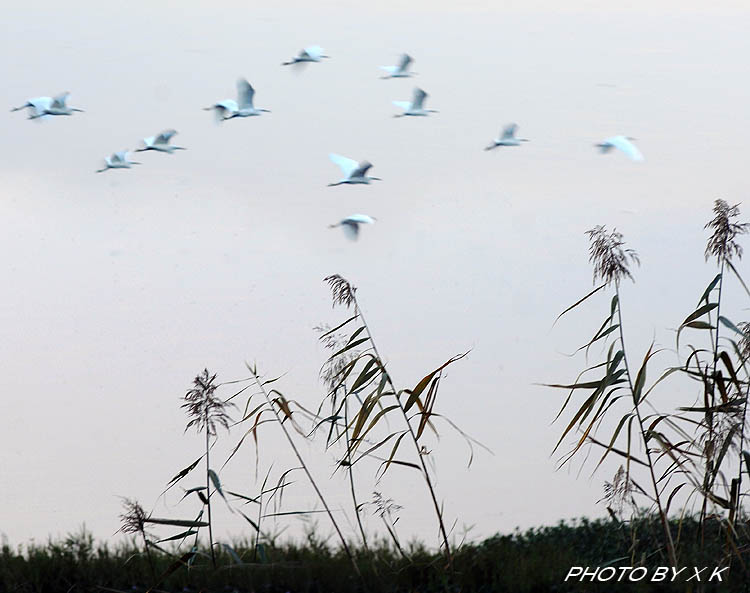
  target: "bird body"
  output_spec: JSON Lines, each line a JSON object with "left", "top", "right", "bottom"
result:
{"left": 282, "top": 46, "right": 329, "bottom": 65}
{"left": 329, "top": 214, "right": 376, "bottom": 240}
{"left": 136, "top": 129, "right": 185, "bottom": 153}
{"left": 205, "top": 79, "right": 269, "bottom": 121}
{"left": 328, "top": 154, "right": 381, "bottom": 186}
{"left": 11, "top": 92, "right": 83, "bottom": 119}
{"left": 96, "top": 151, "right": 140, "bottom": 173}
{"left": 596, "top": 136, "right": 644, "bottom": 161}
{"left": 485, "top": 123, "right": 529, "bottom": 150}
{"left": 393, "top": 88, "right": 437, "bottom": 117}
{"left": 380, "top": 54, "right": 415, "bottom": 78}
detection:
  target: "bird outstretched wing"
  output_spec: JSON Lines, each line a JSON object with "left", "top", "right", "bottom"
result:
{"left": 501, "top": 123, "right": 518, "bottom": 140}
{"left": 352, "top": 161, "right": 373, "bottom": 178}
{"left": 304, "top": 46, "right": 323, "bottom": 60}
{"left": 112, "top": 151, "right": 128, "bottom": 163}
{"left": 237, "top": 79, "right": 255, "bottom": 109}
{"left": 51, "top": 92, "right": 70, "bottom": 108}
{"left": 411, "top": 88, "right": 427, "bottom": 109}
{"left": 329, "top": 153, "right": 360, "bottom": 178}
{"left": 603, "top": 136, "right": 644, "bottom": 161}
{"left": 397, "top": 53, "right": 412, "bottom": 72}
{"left": 340, "top": 220, "right": 360, "bottom": 241}
{"left": 156, "top": 129, "right": 177, "bottom": 144}
{"left": 392, "top": 100, "right": 411, "bottom": 110}
{"left": 28, "top": 97, "right": 52, "bottom": 116}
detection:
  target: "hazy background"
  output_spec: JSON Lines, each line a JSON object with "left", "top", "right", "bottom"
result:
{"left": 2, "top": 0, "right": 749, "bottom": 547}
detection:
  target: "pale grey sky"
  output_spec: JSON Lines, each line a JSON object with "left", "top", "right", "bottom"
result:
{"left": 2, "top": 1, "right": 750, "bottom": 547}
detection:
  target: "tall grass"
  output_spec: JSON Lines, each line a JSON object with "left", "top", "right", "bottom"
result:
{"left": 114, "top": 274, "right": 485, "bottom": 587}
{"left": 550, "top": 199, "right": 750, "bottom": 573}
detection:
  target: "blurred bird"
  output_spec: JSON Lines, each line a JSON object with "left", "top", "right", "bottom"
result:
{"left": 596, "top": 136, "right": 644, "bottom": 161}
{"left": 329, "top": 214, "right": 376, "bottom": 240}
{"left": 11, "top": 92, "right": 83, "bottom": 119}
{"left": 393, "top": 88, "right": 437, "bottom": 117}
{"left": 204, "top": 79, "right": 270, "bottom": 122}
{"left": 485, "top": 123, "right": 529, "bottom": 150}
{"left": 328, "top": 154, "right": 382, "bottom": 186}
{"left": 282, "top": 46, "right": 329, "bottom": 65}
{"left": 380, "top": 54, "right": 415, "bottom": 78}
{"left": 96, "top": 151, "right": 140, "bottom": 173}
{"left": 135, "top": 130, "right": 185, "bottom": 153}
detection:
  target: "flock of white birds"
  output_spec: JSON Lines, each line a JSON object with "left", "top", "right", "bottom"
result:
{"left": 10, "top": 46, "right": 644, "bottom": 241}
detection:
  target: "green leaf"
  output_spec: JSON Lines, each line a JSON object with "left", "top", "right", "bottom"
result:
{"left": 145, "top": 518, "right": 209, "bottom": 528}
{"left": 166, "top": 457, "right": 202, "bottom": 488}
{"left": 328, "top": 338, "right": 370, "bottom": 361}
{"left": 698, "top": 273, "right": 722, "bottom": 305}
{"left": 554, "top": 284, "right": 607, "bottom": 325}
{"left": 685, "top": 321, "right": 714, "bottom": 330}
{"left": 208, "top": 469, "right": 226, "bottom": 501}
{"left": 681, "top": 303, "right": 718, "bottom": 327}
{"left": 157, "top": 529, "right": 197, "bottom": 543}
{"left": 719, "top": 316, "right": 745, "bottom": 336}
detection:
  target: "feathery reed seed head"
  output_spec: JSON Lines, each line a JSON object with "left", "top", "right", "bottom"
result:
{"left": 585, "top": 225, "right": 640, "bottom": 287}
{"left": 324, "top": 275, "right": 357, "bottom": 308}
{"left": 704, "top": 199, "right": 748, "bottom": 263}
{"left": 118, "top": 498, "right": 149, "bottom": 536}
{"left": 182, "top": 368, "right": 234, "bottom": 436}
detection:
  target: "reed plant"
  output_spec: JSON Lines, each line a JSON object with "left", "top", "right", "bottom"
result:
{"left": 550, "top": 199, "right": 750, "bottom": 573}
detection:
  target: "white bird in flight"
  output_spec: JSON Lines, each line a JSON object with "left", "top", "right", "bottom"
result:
{"left": 328, "top": 154, "right": 382, "bottom": 186}
{"left": 329, "top": 214, "right": 376, "bottom": 240}
{"left": 380, "top": 54, "right": 415, "bottom": 78}
{"left": 135, "top": 129, "right": 186, "bottom": 153}
{"left": 485, "top": 123, "right": 529, "bottom": 150}
{"left": 96, "top": 151, "right": 140, "bottom": 173}
{"left": 596, "top": 136, "right": 644, "bottom": 161}
{"left": 11, "top": 92, "right": 83, "bottom": 119}
{"left": 282, "top": 46, "right": 329, "bottom": 65}
{"left": 393, "top": 88, "right": 437, "bottom": 117}
{"left": 204, "top": 79, "right": 270, "bottom": 122}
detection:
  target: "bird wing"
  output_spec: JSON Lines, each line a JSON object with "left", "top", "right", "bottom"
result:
{"left": 501, "top": 123, "right": 518, "bottom": 140}
{"left": 340, "top": 221, "right": 360, "bottom": 241}
{"left": 345, "top": 214, "right": 375, "bottom": 225}
{"left": 411, "top": 88, "right": 427, "bottom": 109}
{"left": 211, "top": 100, "right": 237, "bottom": 121}
{"left": 352, "top": 161, "right": 373, "bottom": 177}
{"left": 380, "top": 66, "right": 398, "bottom": 74}
{"left": 237, "top": 79, "right": 255, "bottom": 109}
{"left": 397, "top": 53, "right": 412, "bottom": 72}
{"left": 28, "top": 97, "right": 52, "bottom": 115}
{"left": 605, "top": 136, "right": 644, "bottom": 161}
{"left": 304, "top": 45, "right": 323, "bottom": 60}
{"left": 155, "top": 129, "right": 177, "bottom": 144}
{"left": 329, "top": 153, "right": 359, "bottom": 177}
{"left": 51, "top": 92, "right": 70, "bottom": 108}
{"left": 392, "top": 100, "right": 411, "bottom": 110}
{"left": 112, "top": 151, "right": 127, "bottom": 163}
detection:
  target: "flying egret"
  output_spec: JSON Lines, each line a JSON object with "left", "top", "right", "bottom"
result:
{"left": 329, "top": 214, "right": 376, "bottom": 240}
{"left": 135, "top": 129, "right": 186, "bottom": 153}
{"left": 485, "top": 123, "right": 529, "bottom": 150}
{"left": 380, "top": 54, "right": 415, "bottom": 78}
{"left": 282, "top": 46, "right": 329, "bottom": 65}
{"left": 204, "top": 79, "right": 270, "bottom": 122}
{"left": 328, "top": 154, "right": 382, "bottom": 186}
{"left": 96, "top": 151, "right": 140, "bottom": 173}
{"left": 393, "top": 88, "right": 437, "bottom": 117}
{"left": 596, "top": 136, "right": 644, "bottom": 161}
{"left": 11, "top": 92, "right": 83, "bottom": 119}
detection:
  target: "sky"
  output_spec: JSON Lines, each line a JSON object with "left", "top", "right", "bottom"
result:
{"left": 2, "top": 1, "right": 750, "bottom": 549}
